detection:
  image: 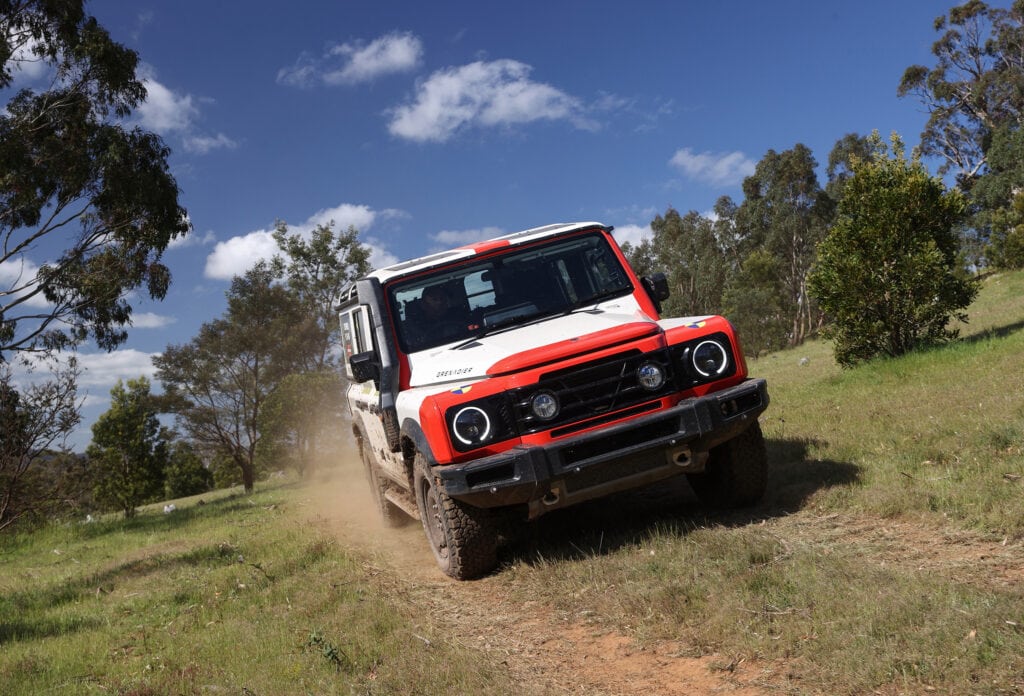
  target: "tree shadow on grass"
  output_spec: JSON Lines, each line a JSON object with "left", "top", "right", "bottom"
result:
{"left": 959, "top": 319, "right": 1024, "bottom": 345}
{"left": 499, "top": 436, "right": 861, "bottom": 569}
{"left": 0, "top": 615, "right": 102, "bottom": 644}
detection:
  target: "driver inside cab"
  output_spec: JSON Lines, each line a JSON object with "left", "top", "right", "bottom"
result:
{"left": 403, "top": 283, "right": 465, "bottom": 350}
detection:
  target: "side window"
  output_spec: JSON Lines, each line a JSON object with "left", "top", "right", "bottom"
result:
{"left": 341, "top": 306, "right": 371, "bottom": 361}
{"left": 352, "top": 307, "right": 366, "bottom": 352}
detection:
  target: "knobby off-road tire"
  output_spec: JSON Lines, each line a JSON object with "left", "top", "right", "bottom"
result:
{"left": 687, "top": 421, "right": 768, "bottom": 508}
{"left": 413, "top": 453, "right": 497, "bottom": 580}
{"left": 360, "top": 439, "right": 407, "bottom": 528}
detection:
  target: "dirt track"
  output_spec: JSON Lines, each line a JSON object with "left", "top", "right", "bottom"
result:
{"left": 302, "top": 447, "right": 1023, "bottom": 696}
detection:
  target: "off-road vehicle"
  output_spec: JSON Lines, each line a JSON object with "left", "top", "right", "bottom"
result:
{"left": 339, "top": 222, "right": 768, "bottom": 579}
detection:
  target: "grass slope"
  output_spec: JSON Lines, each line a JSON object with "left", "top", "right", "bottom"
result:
{"left": 1, "top": 271, "right": 1022, "bottom": 695}
{"left": 0, "top": 486, "right": 518, "bottom": 695}
{"left": 502, "top": 269, "right": 1024, "bottom": 694}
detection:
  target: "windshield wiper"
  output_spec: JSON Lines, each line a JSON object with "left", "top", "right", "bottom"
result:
{"left": 451, "top": 287, "right": 632, "bottom": 350}
{"left": 566, "top": 286, "right": 632, "bottom": 313}
{"left": 451, "top": 311, "right": 553, "bottom": 349}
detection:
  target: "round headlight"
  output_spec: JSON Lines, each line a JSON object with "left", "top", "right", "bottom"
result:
{"left": 692, "top": 340, "right": 728, "bottom": 377}
{"left": 452, "top": 406, "right": 491, "bottom": 445}
{"left": 637, "top": 361, "right": 666, "bottom": 390}
{"left": 530, "top": 391, "right": 560, "bottom": 420}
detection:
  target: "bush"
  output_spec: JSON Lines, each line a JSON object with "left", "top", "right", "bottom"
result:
{"left": 808, "top": 133, "right": 978, "bottom": 367}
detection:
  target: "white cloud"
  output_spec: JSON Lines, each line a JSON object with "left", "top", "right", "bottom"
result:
{"left": 611, "top": 224, "right": 652, "bottom": 248}
{"left": 137, "top": 71, "right": 198, "bottom": 133}
{"left": 388, "top": 59, "right": 593, "bottom": 143}
{"left": 204, "top": 204, "right": 401, "bottom": 280}
{"left": 306, "top": 203, "right": 379, "bottom": 231}
{"left": 135, "top": 66, "right": 233, "bottom": 157}
{"left": 167, "top": 229, "right": 217, "bottom": 250}
{"left": 76, "top": 349, "right": 159, "bottom": 387}
{"left": 669, "top": 148, "right": 756, "bottom": 187}
{"left": 430, "top": 227, "right": 505, "bottom": 248}
{"left": 131, "top": 312, "right": 177, "bottom": 329}
{"left": 6, "top": 34, "right": 48, "bottom": 84}
{"left": 184, "top": 133, "right": 238, "bottom": 154}
{"left": 325, "top": 32, "right": 423, "bottom": 85}
{"left": 204, "top": 230, "right": 280, "bottom": 280}
{"left": 278, "top": 31, "right": 422, "bottom": 88}
{"left": 364, "top": 239, "right": 400, "bottom": 270}
{"left": 0, "top": 257, "right": 49, "bottom": 308}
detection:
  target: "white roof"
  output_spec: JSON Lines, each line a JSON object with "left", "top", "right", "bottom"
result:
{"left": 368, "top": 221, "right": 607, "bottom": 285}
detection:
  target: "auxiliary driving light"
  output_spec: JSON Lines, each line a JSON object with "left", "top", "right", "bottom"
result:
{"left": 637, "top": 361, "right": 666, "bottom": 390}
{"left": 530, "top": 391, "right": 560, "bottom": 420}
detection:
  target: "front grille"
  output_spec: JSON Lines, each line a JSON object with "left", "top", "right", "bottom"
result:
{"left": 510, "top": 349, "right": 674, "bottom": 434}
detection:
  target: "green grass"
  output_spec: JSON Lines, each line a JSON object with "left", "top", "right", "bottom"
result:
{"left": 0, "top": 484, "right": 518, "bottom": 695}
{"left": 755, "top": 270, "right": 1024, "bottom": 537}
{"left": 498, "top": 269, "right": 1024, "bottom": 694}
{"left": 3, "top": 270, "right": 1023, "bottom": 695}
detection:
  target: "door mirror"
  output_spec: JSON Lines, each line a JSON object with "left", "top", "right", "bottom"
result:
{"left": 349, "top": 351, "right": 380, "bottom": 385}
{"left": 641, "top": 272, "right": 670, "bottom": 312}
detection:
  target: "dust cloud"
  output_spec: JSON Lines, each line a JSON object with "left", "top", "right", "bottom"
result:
{"left": 298, "top": 433, "right": 437, "bottom": 577}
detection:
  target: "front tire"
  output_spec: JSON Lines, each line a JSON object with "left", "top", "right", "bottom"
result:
{"left": 687, "top": 421, "right": 767, "bottom": 508}
{"left": 413, "top": 453, "right": 497, "bottom": 580}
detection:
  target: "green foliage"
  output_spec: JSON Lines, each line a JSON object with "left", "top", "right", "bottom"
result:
{"left": 256, "top": 370, "right": 348, "bottom": 477}
{"left": 155, "top": 265, "right": 308, "bottom": 492}
{"left": 898, "top": 0, "right": 1024, "bottom": 184}
{"left": 734, "top": 144, "right": 833, "bottom": 347}
{"left": 826, "top": 132, "right": 874, "bottom": 202}
{"left": 646, "top": 209, "right": 728, "bottom": 317}
{"left": 270, "top": 221, "right": 371, "bottom": 371}
{"left": 1, "top": 1, "right": 188, "bottom": 358}
{"left": 0, "top": 361, "right": 80, "bottom": 531}
{"left": 163, "top": 440, "right": 213, "bottom": 499}
{"left": 970, "top": 125, "right": 1024, "bottom": 268}
{"left": 808, "top": 133, "right": 978, "bottom": 366}
{"left": 722, "top": 249, "right": 790, "bottom": 357}
{"left": 87, "top": 377, "right": 168, "bottom": 518}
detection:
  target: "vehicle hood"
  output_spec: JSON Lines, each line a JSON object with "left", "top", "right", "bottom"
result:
{"left": 407, "top": 305, "right": 661, "bottom": 388}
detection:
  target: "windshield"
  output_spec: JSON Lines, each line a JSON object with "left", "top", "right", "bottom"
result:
{"left": 387, "top": 232, "right": 633, "bottom": 353}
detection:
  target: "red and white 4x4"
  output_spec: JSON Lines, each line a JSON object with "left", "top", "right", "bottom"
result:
{"left": 339, "top": 222, "right": 769, "bottom": 579}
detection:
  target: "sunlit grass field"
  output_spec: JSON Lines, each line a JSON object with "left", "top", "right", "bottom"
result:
{"left": 0, "top": 486, "right": 518, "bottom": 695}
{"left": 2, "top": 270, "right": 1022, "bottom": 694}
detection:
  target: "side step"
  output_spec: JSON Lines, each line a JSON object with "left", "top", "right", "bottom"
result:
{"left": 384, "top": 488, "right": 419, "bottom": 519}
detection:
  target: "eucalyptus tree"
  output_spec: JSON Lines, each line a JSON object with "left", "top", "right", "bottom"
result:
{"left": 1, "top": 0, "right": 188, "bottom": 359}
{"left": 155, "top": 265, "right": 307, "bottom": 492}
{"left": 898, "top": 0, "right": 1024, "bottom": 186}
{"left": 0, "top": 360, "right": 79, "bottom": 530}
{"left": 735, "top": 144, "right": 832, "bottom": 347}
{"left": 648, "top": 208, "right": 728, "bottom": 317}
{"left": 257, "top": 222, "right": 371, "bottom": 474}
{"left": 270, "top": 221, "right": 372, "bottom": 371}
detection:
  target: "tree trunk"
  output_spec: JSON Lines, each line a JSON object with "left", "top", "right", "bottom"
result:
{"left": 238, "top": 456, "right": 255, "bottom": 493}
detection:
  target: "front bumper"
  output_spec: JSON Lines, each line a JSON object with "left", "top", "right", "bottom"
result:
{"left": 436, "top": 378, "right": 768, "bottom": 518}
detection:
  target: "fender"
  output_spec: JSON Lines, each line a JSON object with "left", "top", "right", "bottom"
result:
{"left": 401, "top": 418, "right": 439, "bottom": 467}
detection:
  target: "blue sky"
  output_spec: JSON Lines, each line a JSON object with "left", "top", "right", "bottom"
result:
{"left": 8, "top": 0, "right": 962, "bottom": 449}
